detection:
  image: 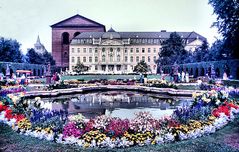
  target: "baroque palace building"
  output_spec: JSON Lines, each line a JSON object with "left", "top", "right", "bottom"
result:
{"left": 51, "top": 14, "right": 206, "bottom": 74}
{"left": 69, "top": 28, "right": 206, "bottom": 74}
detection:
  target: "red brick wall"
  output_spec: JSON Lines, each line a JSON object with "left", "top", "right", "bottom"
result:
{"left": 52, "top": 27, "right": 105, "bottom": 68}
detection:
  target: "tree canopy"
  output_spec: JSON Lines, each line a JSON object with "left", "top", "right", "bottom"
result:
{"left": 133, "top": 61, "right": 151, "bottom": 74}
{"left": 0, "top": 37, "right": 23, "bottom": 63}
{"left": 73, "top": 61, "right": 89, "bottom": 74}
{"left": 209, "top": 0, "right": 239, "bottom": 59}
{"left": 25, "top": 48, "right": 55, "bottom": 65}
{"left": 158, "top": 32, "right": 188, "bottom": 65}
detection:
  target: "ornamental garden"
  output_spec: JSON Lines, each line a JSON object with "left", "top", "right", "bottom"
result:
{"left": 0, "top": 75, "right": 239, "bottom": 150}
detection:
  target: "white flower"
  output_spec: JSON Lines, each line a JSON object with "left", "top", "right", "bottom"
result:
{"left": 164, "top": 133, "right": 174, "bottom": 142}
{"left": 155, "top": 135, "right": 164, "bottom": 144}
{"left": 178, "top": 131, "right": 188, "bottom": 140}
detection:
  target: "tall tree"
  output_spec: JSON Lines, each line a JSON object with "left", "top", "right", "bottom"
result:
{"left": 26, "top": 49, "right": 55, "bottom": 65}
{"left": 209, "top": 0, "right": 239, "bottom": 59}
{"left": 25, "top": 48, "right": 43, "bottom": 64}
{"left": 133, "top": 61, "right": 151, "bottom": 74}
{"left": 42, "top": 50, "right": 55, "bottom": 65}
{"left": 193, "top": 40, "right": 209, "bottom": 62}
{"left": 0, "top": 37, "right": 23, "bottom": 63}
{"left": 158, "top": 32, "right": 187, "bottom": 65}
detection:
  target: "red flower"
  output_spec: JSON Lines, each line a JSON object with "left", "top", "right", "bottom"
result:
{"left": 0, "top": 104, "right": 8, "bottom": 112}
{"left": 13, "top": 114, "right": 25, "bottom": 122}
{"left": 5, "top": 108, "right": 13, "bottom": 120}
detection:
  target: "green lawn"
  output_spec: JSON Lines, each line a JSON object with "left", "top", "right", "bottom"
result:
{"left": 1, "top": 117, "right": 239, "bottom": 152}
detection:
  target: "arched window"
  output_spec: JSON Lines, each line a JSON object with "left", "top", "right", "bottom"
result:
{"left": 117, "top": 48, "right": 120, "bottom": 52}
{"left": 102, "top": 55, "right": 106, "bottom": 62}
{"left": 110, "top": 48, "right": 113, "bottom": 53}
{"left": 64, "top": 52, "right": 68, "bottom": 58}
{"left": 102, "top": 48, "right": 105, "bottom": 53}
{"left": 62, "top": 32, "right": 69, "bottom": 44}
{"left": 74, "top": 32, "right": 80, "bottom": 37}
{"left": 110, "top": 55, "right": 113, "bottom": 62}
{"left": 117, "top": 55, "right": 120, "bottom": 62}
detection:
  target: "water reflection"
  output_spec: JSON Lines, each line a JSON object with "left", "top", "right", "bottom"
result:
{"left": 40, "top": 91, "right": 192, "bottom": 119}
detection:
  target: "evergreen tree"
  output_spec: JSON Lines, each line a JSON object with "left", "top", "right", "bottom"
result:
{"left": 158, "top": 32, "right": 187, "bottom": 65}
{"left": 25, "top": 48, "right": 43, "bottom": 64}
{"left": 42, "top": 50, "right": 55, "bottom": 65}
{"left": 193, "top": 40, "right": 209, "bottom": 62}
{"left": 0, "top": 37, "right": 23, "bottom": 63}
{"left": 26, "top": 48, "right": 55, "bottom": 65}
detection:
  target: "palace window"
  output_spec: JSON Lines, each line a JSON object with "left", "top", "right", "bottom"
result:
{"left": 130, "top": 56, "right": 133, "bottom": 62}
{"left": 89, "top": 48, "right": 92, "bottom": 53}
{"left": 83, "top": 48, "right": 86, "bottom": 53}
{"left": 110, "top": 48, "right": 113, "bottom": 53}
{"left": 136, "top": 48, "right": 139, "bottom": 53}
{"left": 148, "top": 56, "right": 150, "bottom": 62}
{"left": 154, "top": 56, "right": 156, "bottom": 61}
{"left": 125, "top": 48, "right": 127, "bottom": 53}
{"left": 117, "top": 48, "right": 120, "bottom": 53}
{"left": 153, "top": 48, "right": 156, "bottom": 53}
{"left": 102, "top": 48, "right": 106, "bottom": 53}
{"left": 125, "top": 65, "right": 127, "bottom": 70}
{"left": 71, "top": 48, "right": 74, "bottom": 53}
{"left": 71, "top": 57, "right": 75, "bottom": 63}
{"left": 77, "top": 48, "right": 80, "bottom": 53}
{"left": 102, "top": 55, "right": 106, "bottom": 62}
{"left": 117, "top": 55, "right": 121, "bottom": 62}
{"left": 142, "top": 56, "right": 145, "bottom": 61}
{"left": 95, "top": 48, "right": 98, "bottom": 53}
{"left": 95, "top": 66, "right": 98, "bottom": 70}
{"left": 89, "top": 57, "right": 92, "bottom": 63}
{"left": 130, "top": 48, "right": 133, "bottom": 53}
{"left": 110, "top": 55, "right": 113, "bottom": 62}
{"left": 142, "top": 48, "right": 145, "bottom": 53}
{"left": 136, "top": 56, "right": 139, "bottom": 62}
{"left": 77, "top": 57, "right": 80, "bottom": 62}
{"left": 95, "top": 56, "right": 98, "bottom": 62}
{"left": 83, "top": 57, "right": 86, "bottom": 62}
{"left": 125, "top": 56, "right": 128, "bottom": 62}
{"left": 148, "top": 48, "right": 151, "bottom": 53}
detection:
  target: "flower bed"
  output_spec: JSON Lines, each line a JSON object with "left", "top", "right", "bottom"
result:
{"left": 0, "top": 86, "right": 239, "bottom": 149}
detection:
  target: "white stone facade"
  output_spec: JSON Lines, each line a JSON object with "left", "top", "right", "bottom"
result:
{"left": 69, "top": 29, "right": 205, "bottom": 74}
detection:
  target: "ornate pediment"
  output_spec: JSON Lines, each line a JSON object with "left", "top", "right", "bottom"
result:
{"left": 101, "top": 39, "right": 123, "bottom": 46}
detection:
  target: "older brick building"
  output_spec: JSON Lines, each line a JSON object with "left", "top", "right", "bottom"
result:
{"left": 51, "top": 14, "right": 105, "bottom": 70}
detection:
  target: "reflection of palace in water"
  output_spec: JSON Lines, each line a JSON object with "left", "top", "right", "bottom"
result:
{"left": 42, "top": 91, "right": 192, "bottom": 117}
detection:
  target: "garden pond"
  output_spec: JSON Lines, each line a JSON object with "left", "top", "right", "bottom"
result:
{"left": 33, "top": 90, "right": 193, "bottom": 119}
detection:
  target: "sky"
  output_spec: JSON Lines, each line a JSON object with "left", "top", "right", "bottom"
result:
{"left": 0, "top": 0, "right": 219, "bottom": 54}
